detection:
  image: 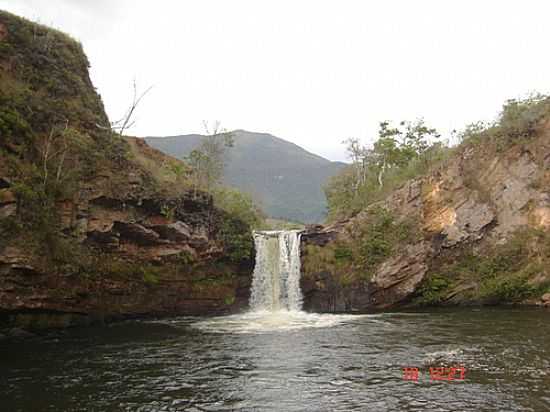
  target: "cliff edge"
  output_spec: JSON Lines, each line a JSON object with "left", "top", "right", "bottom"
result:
{"left": 302, "top": 115, "right": 550, "bottom": 311}
{"left": 0, "top": 11, "right": 254, "bottom": 332}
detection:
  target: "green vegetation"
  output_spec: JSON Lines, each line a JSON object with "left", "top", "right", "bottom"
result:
{"left": 325, "top": 120, "right": 449, "bottom": 221}
{"left": 0, "top": 11, "right": 136, "bottom": 272}
{"left": 0, "top": 11, "right": 260, "bottom": 279}
{"left": 0, "top": 11, "right": 111, "bottom": 143}
{"left": 142, "top": 268, "right": 160, "bottom": 285}
{"left": 327, "top": 95, "right": 550, "bottom": 222}
{"left": 459, "top": 94, "right": 550, "bottom": 149}
{"left": 214, "top": 187, "right": 264, "bottom": 262}
{"left": 187, "top": 122, "right": 235, "bottom": 193}
{"left": 416, "top": 228, "right": 550, "bottom": 305}
{"left": 415, "top": 275, "right": 452, "bottom": 305}
{"left": 224, "top": 294, "right": 236, "bottom": 306}
{"left": 146, "top": 130, "right": 345, "bottom": 223}
{"left": 303, "top": 207, "right": 419, "bottom": 283}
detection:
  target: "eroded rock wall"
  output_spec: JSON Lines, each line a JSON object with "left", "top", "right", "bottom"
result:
{"left": 301, "top": 132, "right": 550, "bottom": 311}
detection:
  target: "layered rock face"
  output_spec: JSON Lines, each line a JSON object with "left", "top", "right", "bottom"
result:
{"left": 0, "top": 137, "right": 253, "bottom": 330}
{"left": 0, "top": 11, "right": 253, "bottom": 331}
{"left": 301, "top": 131, "right": 550, "bottom": 311}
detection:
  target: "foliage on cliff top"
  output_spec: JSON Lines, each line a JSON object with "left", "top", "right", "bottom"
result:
{"left": 459, "top": 94, "right": 550, "bottom": 150}
{"left": 0, "top": 10, "right": 110, "bottom": 143}
{"left": 214, "top": 187, "right": 265, "bottom": 262}
{"left": 0, "top": 11, "right": 259, "bottom": 271}
{"left": 0, "top": 10, "right": 134, "bottom": 201}
{"left": 325, "top": 120, "right": 449, "bottom": 221}
{"left": 325, "top": 94, "right": 550, "bottom": 223}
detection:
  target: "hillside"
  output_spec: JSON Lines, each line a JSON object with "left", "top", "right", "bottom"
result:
{"left": 301, "top": 103, "right": 550, "bottom": 312}
{"left": 146, "top": 130, "right": 345, "bottom": 223}
{"left": 0, "top": 10, "right": 256, "bottom": 332}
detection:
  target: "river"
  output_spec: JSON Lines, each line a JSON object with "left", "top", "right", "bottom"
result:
{"left": 2, "top": 308, "right": 549, "bottom": 411}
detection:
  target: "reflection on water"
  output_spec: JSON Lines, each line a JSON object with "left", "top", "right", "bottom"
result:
{"left": 1, "top": 308, "right": 550, "bottom": 411}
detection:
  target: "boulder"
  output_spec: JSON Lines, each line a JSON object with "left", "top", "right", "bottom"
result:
{"left": 113, "top": 221, "right": 161, "bottom": 246}
{"left": 367, "top": 242, "right": 431, "bottom": 308}
{"left": 86, "top": 230, "right": 120, "bottom": 249}
{"left": 301, "top": 224, "right": 341, "bottom": 247}
{"left": 442, "top": 199, "right": 495, "bottom": 247}
{"left": 151, "top": 221, "right": 192, "bottom": 242}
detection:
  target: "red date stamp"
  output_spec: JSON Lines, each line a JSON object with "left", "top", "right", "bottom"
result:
{"left": 402, "top": 366, "right": 466, "bottom": 382}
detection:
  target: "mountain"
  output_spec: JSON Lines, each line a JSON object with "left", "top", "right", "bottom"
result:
{"left": 145, "top": 130, "right": 346, "bottom": 223}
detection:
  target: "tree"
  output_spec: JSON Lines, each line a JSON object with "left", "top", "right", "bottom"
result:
{"left": 187, "top": 121, "right": 234, "bottom": 192}
{"left": 39, "top": 119, "right": 90, "bottom": 194}
{"left": 370, "top": 120, "right": 439, "bottom": 188}
{"left": 343, "top": 137, "right": 370, "bottom": 194}
{"left": 402, "top": 119, "right": 440, "bottom": 160}
{"left": 98, "top": 79, "right": 152, "bottom": 136}
{"left": 326, "top": 119, "right": 443, "bottom": 220}
{"left": 372, "top": 121, "right": 404, "bottom": 187}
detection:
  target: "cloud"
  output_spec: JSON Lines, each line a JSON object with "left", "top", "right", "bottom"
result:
{"left": 2, "top": 0, "right": 550, "bottom": 162}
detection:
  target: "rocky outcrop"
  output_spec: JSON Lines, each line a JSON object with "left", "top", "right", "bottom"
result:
{"left": 301, "top": 132, "right": 550, "bottom": 311}
{"left": 0, "top": 176, "right": 254, "bottom": 331}
{"left": 301, "top": 224, "right": 341, "bottom": 246}
{"left": 366, "top": 242, "right": 431, "bottom": 308}
{"left": 0, "top": 11, "right": 255, "bottom": 332}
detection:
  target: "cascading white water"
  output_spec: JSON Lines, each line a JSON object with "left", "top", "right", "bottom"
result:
{"left": 193, "top": 229, "right": 361, "bottom": 333}
{"left": 249, "top": 230, "right": 303, "bottom": 312}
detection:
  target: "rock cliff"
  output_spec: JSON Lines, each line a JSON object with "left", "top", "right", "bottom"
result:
{"left": 0, "top": 11, "right": 253, "bottom": 331}
{"left": 301, "top": 128, "right": 550, "bottom": 311}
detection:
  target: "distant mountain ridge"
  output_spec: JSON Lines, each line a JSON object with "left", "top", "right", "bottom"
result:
{"left": 146, "top": 130, "right": 346, "bottom": 223}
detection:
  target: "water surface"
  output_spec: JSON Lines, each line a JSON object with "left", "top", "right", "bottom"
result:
{"left": 1, "top": 308, "right": 549, "bottom": 411}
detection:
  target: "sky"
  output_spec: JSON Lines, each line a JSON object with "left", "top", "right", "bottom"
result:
{"left": 1, "top": 0, "right": 550, "bottom": 161}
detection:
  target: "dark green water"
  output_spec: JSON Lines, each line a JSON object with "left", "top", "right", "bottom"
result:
{"left": 1, "top": 308, "right": 549, "bottom": 411}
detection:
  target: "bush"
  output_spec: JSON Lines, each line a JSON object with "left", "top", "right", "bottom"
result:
{"left": 213, "top": 187, "right": 264, "bottom": 262}
{"left": 416, "top": 275, "right": 451, "bottom": 305}
{"left": 460, "top": 94, "right": 550, "bottom": 149}
{"left": 421, "top": 228, "right": 550, "bottom": 304}
{"left": 219, "top": 215, "right": 255, "bottom": 262}
{"left": 303, "top": 207, "right": 419, "bottom": 283}
{"left": 354, "top": 208, "right": 418, "bottom": 279}
{"left": 213, "top": 187, "right": 264, "bottom": 229}
{"left": 325, "top": 138, "right": 451, "bottom": 221}
{"left": 142, "top": 268, "right": 160, "bottom": 285}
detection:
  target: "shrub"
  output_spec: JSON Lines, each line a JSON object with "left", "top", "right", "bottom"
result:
{"left": 303, "top": 208, "right": 419, "bottom": 283}
{"left": 142, "top": 268, "right": 159, "bottom": 285}
{"left": 213, "top": 187, "right": 264, "bottom": 262}
{"left": 219, "top": 215, "right": 255, "bottom": 262}
{"left": 224, "top": 294, "right": 236, "bottom": 305}
{"left": 416, "top": 275, "right": 451, "bottom": 305}
{"left": 460, "top": 94, "right": 550, "bottom": 149}
{"left": 325, "top": 134, "right": 451, "bottom": 221}
{"left": 422, "top": 228, "right": 550, "bottom": 304}
{"left": 354, "top": 208, "right": 418, "bottom": 279}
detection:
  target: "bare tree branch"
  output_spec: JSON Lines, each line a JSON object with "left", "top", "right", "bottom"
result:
{"left": 114, "top": 79, "right": 153, "bottom": 136}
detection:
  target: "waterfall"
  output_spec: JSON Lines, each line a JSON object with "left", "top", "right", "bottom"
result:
{"left": 249, "top": 230, "right": 303, "bottom": 312}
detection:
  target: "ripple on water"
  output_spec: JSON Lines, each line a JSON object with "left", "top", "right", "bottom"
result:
{"left": 2, "top": 308, "right": 550, "bottom": 411}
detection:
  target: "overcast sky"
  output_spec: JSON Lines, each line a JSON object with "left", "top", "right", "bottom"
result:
{"left": 1, "top": 0, "right": 550, "bottom": 161}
